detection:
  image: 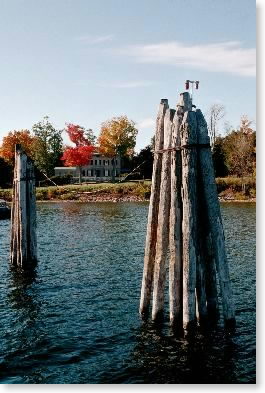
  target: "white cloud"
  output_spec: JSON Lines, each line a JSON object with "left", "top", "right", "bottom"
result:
{"left": 137, "top": 118, "right": 155, "bottom": 129}
{"left": 98, "top": 81, "right": 154, "bottom": 88}
{"left": 75, "top": 34, "right": 114, "bottom": 44}
{"left": 113, "top": 41, "right": 256, "bottom": 77}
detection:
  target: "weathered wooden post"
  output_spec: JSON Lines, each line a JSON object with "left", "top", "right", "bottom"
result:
{"left": 10, "top": 144, "right": 37, "bottom": 268}
{"left": 180, "top": 95, "right": 198, "bottom": 330}
{"left": 169, "top": 105, "right": 183, "bottom": 326}
{"left": 139, "top": 99, "right": 168, "bottom": 315}
{"left": 196, "top": 109, "right": 235, "bottom": 326}
{"left": 140, "top": 92, "right": 235, "bottom": 330}
{"left": 195, "top": 208, "right": 208, "bottom": 323}
{"left": 152, "top": 107, "right": 175, "bottom": 321}
{"left": 196, "top": 162, "right": 219, "bottom": 320}
{"left": 203, "top": 232, "right": 219, "bottom": 319}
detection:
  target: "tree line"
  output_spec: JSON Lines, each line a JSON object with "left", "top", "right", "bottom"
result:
{"left": 0, "top": 109, "right": 256, "bottom": 188}
{"left": 212, "top": 115, "right": 256, "bottom": 179}
{"left": 126, "top": 112, "right": 256, "bottom": 182}
{"left": 0, "top": 116, "right": 138, "bottom": 187}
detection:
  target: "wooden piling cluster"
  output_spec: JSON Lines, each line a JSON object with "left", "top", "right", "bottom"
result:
{"left": 10, "top": 144, "right": 37, "bottom": 267}
{"left": 139, "top": 93, "right": 235, "bottom": 329}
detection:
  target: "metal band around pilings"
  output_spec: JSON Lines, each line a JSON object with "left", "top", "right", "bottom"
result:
{"left": 155, "top": 143, "right": 211, "bottom": 153}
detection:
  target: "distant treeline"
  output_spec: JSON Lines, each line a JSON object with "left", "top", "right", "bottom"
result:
{"left": 0, "top": 114, "right": 256, "bottom": 189}
{"left": 212, "top": 129, "right": 256, "bottom": 178}
{"left": 122, "top": 126, "right": 256, "bottom": 182}
{"left": 0, "top": 115, "right": 138, "bottom": 187}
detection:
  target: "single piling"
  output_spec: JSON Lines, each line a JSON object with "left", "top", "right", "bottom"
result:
{"left": 26, "top": 156, "right": 37, "bottom": 261}
{"left": 139, "top": 99, "right": 168, "bottom": 315}
{"left": 181, "top": 105, "right": 198, "bottom": 330}
{"left": 10, "top": 144, "right": 37, "bottom": 268}
{"left": 196, "top": 109, "right": 235, "bottom": 326}
{"left": 152, "top": 108, "right": 175, "bottom": 321}
{"left": 169, "top": 105, "right": 183, "bottom": 326}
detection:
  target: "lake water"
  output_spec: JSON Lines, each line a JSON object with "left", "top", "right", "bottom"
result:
{"left": 0, "top": 202, "right": 256, "bottom": 384}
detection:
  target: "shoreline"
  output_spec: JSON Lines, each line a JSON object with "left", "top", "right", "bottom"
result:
{"left": 1, "top": 180, "right": 256, "bottom": 204}
{"left": 35, "top": 197, "right": 256, "bottom": 203}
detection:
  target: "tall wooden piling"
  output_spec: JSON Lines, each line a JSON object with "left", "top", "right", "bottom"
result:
{"left": 169, "top": 105, "right": 183, "bottom": 326}
{"left": 140, "top": 92, "right": 235, "bottom": 330}
{"left": 10, "top": 144, "right": 37, "bottom": 268}
{"left": 26, "top": 155, "right": 37, "bottom": 260}
{"left": 152, "top": 108, "right": 175, "bottom": 321}
{"left": 139, "top": 99, "right": 168, "bottom": 315}
{"left": 181, "top": 109, "right": 198, "bottom": 329}
{"left": 196, "top": 109, "right": 235, "bottom": 326}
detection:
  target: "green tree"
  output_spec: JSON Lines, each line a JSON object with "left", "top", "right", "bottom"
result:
{"left": 32, "top": 116, "right": 63, "bottom": 176}
{"left": 131, "top": 138, "right": 154, "bottom": 180}
{"left": 212, "top": 136, "right": 228, "bottom": 177}
{"left": 0, "top": 157, "right": 12, "bottom": 188}
{"left": 85, "top": 128, "right": 96, "bottom": 145}
{"left": 150, "top": 135, "right": 155, "bottom": 152}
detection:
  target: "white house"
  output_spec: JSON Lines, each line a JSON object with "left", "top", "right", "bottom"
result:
{"left": 54, "top": 152, "right": 121, "bottom": 182}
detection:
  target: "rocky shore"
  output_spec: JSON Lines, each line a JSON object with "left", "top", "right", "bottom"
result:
{"left": 38, "top": 194, "right": 255, "bottom": 203}
{"left": 73, "top": 192, "right": 147, "bottom": 203}
{"left": 1, "top": 180, "right": 256, "bottom": 204}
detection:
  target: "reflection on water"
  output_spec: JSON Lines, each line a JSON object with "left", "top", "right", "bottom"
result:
{"left": 0, "top": 202, "right": 256, "bottom": 383}
{"left": 1, "top": 266, "right": 47, "bottom": 384}
{"left": 8, "top": 266, "right": 38, "bottom": 314}
{"left": 128, "top": 322, "right": 238, "bottom": 384}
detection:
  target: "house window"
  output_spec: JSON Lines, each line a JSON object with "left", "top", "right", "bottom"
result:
{"left": 91, "top": 169, "right": 94, "bottom": 176}
{"left": 95, "top": 160, "right": 97, "bottom": 165}
{"left": 99, "top": 160, "right": 101, "bottom": 165}
{"left": 90, "top": 160, "right": 93, "bottom": 165}
{"left": 82, "top": 170, "right": 85, "bottom": 176}
{"left": 87, "top": 169, "right": 91, "bottom": 176}
{"left": 103, "top": 160, "right": 105, "bottom": 165}
{"left": 105, "top": 169, "right": 109, "bottom": 176}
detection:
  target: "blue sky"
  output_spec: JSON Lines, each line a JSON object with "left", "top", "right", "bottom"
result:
{"left": 0, "top": 0, "right": 256, "bottom": 151}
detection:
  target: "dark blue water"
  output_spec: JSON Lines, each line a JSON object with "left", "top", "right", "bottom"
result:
{"left": 0, "top": 202, "right": 256, "bottom": 384}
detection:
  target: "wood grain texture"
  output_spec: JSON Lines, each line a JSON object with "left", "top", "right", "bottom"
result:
{"left": 169, "top": 105, "right": 183, "bottom": 326}
{"left": 27, "top": 158, "right": 37, "bottom": 261}
{"left": 10, "top": 144, "right": 37, "bottom": 268}
{"left": 204, "top": 232, "right": 219, "bottom": 319}
{"left": 151, "top": 108, "right": 175, "bottom": 321}
{"left": 181, "top": 110, "right": 198, "bottom": 329}
{"left": 139, "top": 99, "right": 168, "bottom": 315}
{"left": 196, "top": 109, "right": 235, "bottom": 325}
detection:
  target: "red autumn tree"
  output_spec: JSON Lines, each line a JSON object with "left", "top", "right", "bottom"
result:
{"left": 61, "top": 124, "right": 94, "bottom": 183}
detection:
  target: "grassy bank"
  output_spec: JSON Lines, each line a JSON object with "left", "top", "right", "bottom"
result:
{"left": 0, "top": 181, "right": 152, "bottom": 202}
{"left": 0, "top": 177, "right": 255, "bottom": 202}
{"left": 216, "top": 177, "right": 256, "bottom": 200}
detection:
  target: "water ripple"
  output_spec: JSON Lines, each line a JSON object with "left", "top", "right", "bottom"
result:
{"left": 0, "top": 202, "right": 255, "bottom": 383}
